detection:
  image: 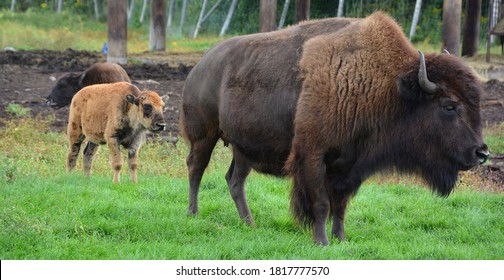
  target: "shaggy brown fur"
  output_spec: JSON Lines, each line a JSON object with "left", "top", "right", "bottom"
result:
{"left": 67, "top": 82, "right": 165, "bottom": 183}
{"left": 287, "top": 12, "right": 487, "bottom": 245}
{"left": 180, "top": 12, "right": 488, "bottom": 245}
{"left": 47, "top": 62, "right": 131, "bottom": 109}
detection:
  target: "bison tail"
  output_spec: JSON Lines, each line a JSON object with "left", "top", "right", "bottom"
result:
{"left": 286, "top": 152, "right": 315, "bottom": 228}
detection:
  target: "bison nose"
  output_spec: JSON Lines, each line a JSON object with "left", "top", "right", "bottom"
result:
{"left": 155, "top": 122, "right": 166, "bottom": 131}
{"left": 475, "top": 145, "right": 490, "bottom": 164}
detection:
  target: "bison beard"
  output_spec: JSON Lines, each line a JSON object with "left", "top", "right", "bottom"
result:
{"left": 180, "top": 12, "right": 488, "bottom": 246}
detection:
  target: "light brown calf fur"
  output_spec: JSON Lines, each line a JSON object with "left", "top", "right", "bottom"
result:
{"left": 66, "top": 82, "right": 166, "bottom": 183}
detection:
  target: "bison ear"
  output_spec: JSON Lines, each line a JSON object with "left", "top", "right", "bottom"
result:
{"left": 126, "top": 94, "right": 139, "bottom": 105}
{"left": 397, "top": 73, "right": 424, "bottom": 102}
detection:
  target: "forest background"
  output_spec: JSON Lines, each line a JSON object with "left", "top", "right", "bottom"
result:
{"left": 1, "top": 0, "right": 500, "bottom": 47}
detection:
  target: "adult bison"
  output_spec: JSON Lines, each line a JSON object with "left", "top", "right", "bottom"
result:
{"left": 46, "top": 62, "right": 130, "bottom": 109}
{"left": 180, "top": 12, "right": 489, "bottom": 245}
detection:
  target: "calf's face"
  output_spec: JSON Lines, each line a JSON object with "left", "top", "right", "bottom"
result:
{"left": 46, "top": 73, "right": 82, "bottom": 109}
{"left": 126, "top": 91, "right": 166, "bottom": 132}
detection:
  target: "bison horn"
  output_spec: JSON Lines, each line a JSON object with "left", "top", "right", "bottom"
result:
{"left": 418, "top": 50, "right": 438, "bottom": 94}
{"left": 443, "top": 49, "right": 450, "bottom": 55}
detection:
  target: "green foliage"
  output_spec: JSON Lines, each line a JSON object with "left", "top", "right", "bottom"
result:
{"left": 485, "top": 123, "right": 504, "bottom": 155}
{"left": 6, "top": 103, "right": 30, "bottom": 118}
{"left": 2, "top": 1, "right": 502, "bottom": 52}
{"left": 1, "top": 116, "right": 503, "bottom": 259}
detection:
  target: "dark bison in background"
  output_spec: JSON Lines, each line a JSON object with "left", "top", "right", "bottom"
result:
{"left": 180, "top": 12, "right": 489, "bottom": 245}
{"left": 46, "top": 62, "right": 130, "bottom": 109}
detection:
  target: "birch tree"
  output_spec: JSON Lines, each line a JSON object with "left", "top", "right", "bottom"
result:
{"left": 193, "top": 0, "right": 208, "bottom": 38}
{"left": 220, "top": 0, "right": 239, "bottom": 36}
{"left": 57, "top": 0, "right": 63, "bottom": 13}
{"left": 337, "top": 0, "right": 344, "bottom": 17}
{"left": 180, "top": 0, "right": 188, "bottom": 32}
{"left": 167, "top": 0, "right": 175, "bottom": 28}
{"left": 140, "top": 0, "right": 149, "bottom": 23}
{"left": 93, "top": 0, "right": 100, "bottom": 19}
{"left": 278, "top": 0, "right": 290, "bottom": 29}
{"left": 409, "top": 0, "right": 422, "bottom": 41}
{"left": 10, "top": 0, "right": 16, "bottom": 12}
{"left": 128, "top": 0, "right": 135, "bottom": 21}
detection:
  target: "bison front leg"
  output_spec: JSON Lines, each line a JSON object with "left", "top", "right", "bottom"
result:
{"left": 330, "top": 191, "right": 351, "bottom": 241}
{"left": 289, "top": 150, "right": 330, "bottom": 245}
{"left": 127, "top": 137, "right": 144, "bottom": 184}
{"left": 107, "top": 140, "right": 122, "bottom": 183}
{"left": 226, "top": 148, "right": 254, "bottom": 226}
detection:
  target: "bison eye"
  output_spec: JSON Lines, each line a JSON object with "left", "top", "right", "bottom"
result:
{"left": 440, "top": 98, "right": 458, "bottom": 115}
{"left": 444, "top": 105, "right": 457, "bottom": 113}
{"left": 143, "top": 104, "right": 152, "bottom": 114}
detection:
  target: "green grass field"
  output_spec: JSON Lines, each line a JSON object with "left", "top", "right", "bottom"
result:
{"left": 0, "top": 10, "right": 224, "bottom": 53}
{"left": 1, "top": 11, "right": 503, "bottom": 260}
{"left": 1, "top": 117, "right": 503, "bottom": 260}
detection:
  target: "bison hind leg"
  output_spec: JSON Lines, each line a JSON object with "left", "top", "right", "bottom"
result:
{"left": 67, "top": 134, "right": 85, "bottom": 173}
{"left": 186, "top": 135, "right": 219, "bottom": 215}
{"left": 226, "top": 148, "right": 254, "bottom": 226}
{"left": 83, "top": 142, "right": 99, "bottom": 178}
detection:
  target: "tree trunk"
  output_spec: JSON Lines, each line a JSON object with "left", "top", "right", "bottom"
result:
{"left": 10, "top": 0, "right": 16, "bottom": 12}
{"left": 128, "top": 0, "right": 135, "bottom": 21}
{"left": 57, "top": 0, "right": 63, "bottom": 13}
{"left": 337, "top": 0, "right": 344, "bottom": 17}
{"left": 461, "top": 0, "right": 482, "bottom": 57}
{"left": 93, "top": 0, "right": 100, "bottom": 20}
{"left": 167, "top": 0, "right": 175, "bottom": 28}
{"left": 202, "top": 0, "right": 224, "bottom": 23}
{"left": 278, "top": 0, "right": 290, "bottom": 29}
{"left": 193, "top": 0, "right": 208, "bottom": 38}
{"left": 108, "top": 0, "right": 128, "bottom": 64}
{"left": 180, "top": 0, "right": 188, "bottom": 32}
{"left": 441, "top": 0, "right": 462, "bottom": 56}
{"left": 409, "top": 0, "right": 422, "bottom": 41}
{"left": 295, "top": 0, "right": 310, "bottom": 23}
{"left": 220, "top": 0, "right": 239, "bottom": 36}
{"left": 140, "top": 0, "right": 148, "bottom": 23}
{"left": 149, "top": 0, "right": 166, "bottom": 51}
{"left": 260, "top": 0, "right": 277, "bottom": 32}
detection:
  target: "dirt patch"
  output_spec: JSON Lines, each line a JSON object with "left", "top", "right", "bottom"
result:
{"left": 0, "top": 49, "right": 503, "bottom": 190}
{"left": 0, "top": 49, "right": 199, "bottom": 142}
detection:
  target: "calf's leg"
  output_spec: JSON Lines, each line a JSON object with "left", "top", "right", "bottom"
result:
{"left": 107, "top": 140, "right": 122, "bottom": 183}
{"left": 127, "top": 136, "right": 144, "bottom": 183}
{"left": 127, "top": 147, "right": 140, "bottom": 183}
{"left": 226, "top": 148, "right": 254, "bottom": 226}
{"left": 67, "top": 134, "right": 85, "bottom": 173}
{"left": 83, "top": 142, "right": 99, "bottom": 178}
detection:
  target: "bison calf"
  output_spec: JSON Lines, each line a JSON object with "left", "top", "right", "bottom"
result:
{"left": 47, "top": 62, "right": 130, "bottom": 109}
{"left": 67, "top": 82, "right": 166, "bottom": 183}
